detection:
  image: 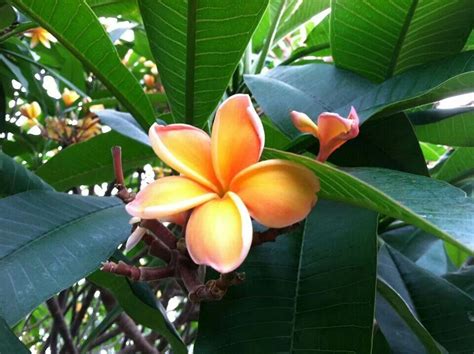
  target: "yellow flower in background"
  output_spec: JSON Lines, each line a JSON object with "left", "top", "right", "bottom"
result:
{"left": 19, "top": 101, "right": 41, "bottom": 120}
{"left": 291, "top": 107, "right": 360, "bottom": 162}
{"left": 62, "top": 88, "right": 80, "bottom": 107}
{"left": 143, "top": 74, "right": 155, "bottom": 89}
{"left": 126, "top": 94, "right": 320, "bottom": 273}
{"left": 24, "top": 27, "right": 57, "bottom": 49}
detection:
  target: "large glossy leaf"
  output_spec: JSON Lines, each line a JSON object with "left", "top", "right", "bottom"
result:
{"left": 0, "top": 316, "right": 29, "bottom": 354}
{"left": 36, "top": 131, "right": 156, "bottom": 191}
{"left": 443, "top": 266, "right": 474, "bottom": 297}
{"left": 245, "top": 51, "right": 474, "bottom": 136}
{"left": 0, "top": 191, "right": 129, "bottom": 325}
{"left": 331, "top": 0, "right": 473, "bottom": 82}
{"left": 377, "top": 277, "right": 445, "bottom": 354}
{"left": 89, "top": 270, "right": 186, "bottom": 354}
{"left": 265, "top": 149, "right": 474, "bottom": 254}
{"left": 411, "top": 108, "right": 474, "bottom": 147}
{"left": 0, "top": 151, "right": 53, "bottom": 196}
{"left": 435, "top": 148, "right": 474, "bottom": 183}
{"left": 139, "top": 0, "right": 268, "bottom": 126}
{"left": 387, "top": 247, "right": 474, "bottom": 353}
{"left": 10, "top": 0, "right": 155, "bottom": 130}
{"left": 196, "top": 201, "right": 378, "bottom": 353}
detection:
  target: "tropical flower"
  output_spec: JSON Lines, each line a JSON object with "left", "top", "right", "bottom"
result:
{"left": 143, "top": 74, "right": 155, "bottom": 89}
{"left": 62, "top": 88, "right": 80, "bottom": 107}
{"left": 19, "top": 101, "right": 41, "bottom": 120}
{"left": 126, "top": 94, "right": 320, "bottom": 273}
{"left": 291, "top": 107, "right": 359, "bottom": 162}
{"left": 24, "top": 28, "right": 57, "bottom": 49}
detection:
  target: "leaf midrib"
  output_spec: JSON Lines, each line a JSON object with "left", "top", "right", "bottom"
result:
{"left": 185, "top": 0, "right": 197, "bottom": 125}
{"left": 0, "top": 200, "right": 122, "bottom": 262}
{"left": 385, "top": 0, "right": 419, "bottom": 79}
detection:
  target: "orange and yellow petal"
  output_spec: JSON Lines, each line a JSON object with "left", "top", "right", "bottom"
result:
{"left": 211, "top": 94, "right": 264, "bottom": 189}
{"left": 230, "top": 160, "right": 319, "bottom": 228}
{"left": 186, "top": 192, "right": 252, "bottom": 273}
{"left": 125, "top": 176, "right": 217, "bottom": 219}
{"left": 62, "top": 88, "right": 80, "bottom": 107}
{"left": 149, "top": 123, "right": 222, "bottom": 193}
{"left": 291, "top": 111, "right": 319, "bottom": 137}
{"left": 317, "top": 107, "right": 359, "bottom": 162}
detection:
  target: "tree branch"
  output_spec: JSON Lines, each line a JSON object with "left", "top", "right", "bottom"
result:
{"left": 46, "top": 297, "right": 78, "bottom": 354}
{"left": 100, "top": 290, "right": 158, "bottom": 354}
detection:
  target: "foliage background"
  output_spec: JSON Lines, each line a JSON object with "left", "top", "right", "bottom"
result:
{"left": 0, "top": 0, "right": 473, "bottom": 353}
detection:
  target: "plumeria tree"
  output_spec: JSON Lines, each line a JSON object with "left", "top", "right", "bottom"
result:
{"left": 0, "top": 0, "right": 473, "bottom": 353}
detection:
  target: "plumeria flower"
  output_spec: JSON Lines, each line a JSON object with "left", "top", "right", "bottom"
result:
{"left": 20, "top": 101, "right": 41, "bottom": 120}
{"left": 24, "top": 27, "right": 57, "bottom": 49}
{"left": 62, "top": 88, "right": 80, "bottom": 107}
{"left": 126, "top": 94, "right": 320, "bottom": 273}
{"left": 291, "top": 107, "right": 359, "bottom": 162}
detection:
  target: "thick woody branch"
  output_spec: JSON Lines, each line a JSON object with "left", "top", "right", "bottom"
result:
{"left": 46, "top": 297, "right": 78, "bottom": 354}
{"left": 100, "top": 290, "right": 158, "bottom": 354}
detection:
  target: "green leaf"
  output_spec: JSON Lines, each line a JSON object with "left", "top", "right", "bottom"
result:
{"left": 388, "top": 247, "right": 474, "bottom": 353}
{"left": 275, "top": 0, "right": 329, "bottom": 45}
{"left": 0, "top": 151, "right": 53, "bottom": 196}
{"left": 305, "top": 12, "right": 330, "bottom": 52}
{"left": 87, "top": 0, "right": 141, "bottom": 22}
{"left": 0, "top": 3, "right": 16, "bottom": 31}
{"left": 0, "top": 190, "right": 129, "bottom": 325}
{"left": 419, "top": 142, "right": 447, "bottom": 162}
{"left": 264, "top": 149, "right": 474, "bottom": 254}
{"left": 138, "top": 0, "right": 268, "bottom": 126}
{"left": 435, "top": 147, "right": 474, "bottom": 183}
{"left": 443, "top": 266, "right": 474, "bottom": 297}
{"left": 10, "top": 0, "right": 155, "bottom": 130}
{"left": 377, "top": 277, "right": 445, "bottom": 354}
{"left": 35, "top": 131, "right": 155, "bottom": 191}
{"left": 97, "top": 110, "right": 150, "bottom": 146}
{"left": 381, "top": 226, "right": 438, "bottom": 262}
{"left": 331, "top": 0, "right": 473, "bottom": 82}
{"left": 196, "top": 201, "right": 378, "bottom": 353}
{"left": 0, "top": 316, "right": 29, "bottom": 354}
{"left": 411, "top": 108, "right": 474, "bottom": 147}
{"left": 89, "top": 270, "right": 186, "bottom": 354}
{"left": 245, "top": 51, "right": 474, "bottom": 134}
